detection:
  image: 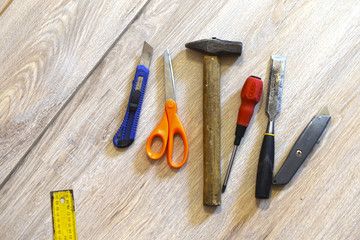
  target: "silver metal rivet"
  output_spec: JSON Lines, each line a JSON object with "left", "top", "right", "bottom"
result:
{"left": 296, "top": 149, "right": 303, "bottom": 156}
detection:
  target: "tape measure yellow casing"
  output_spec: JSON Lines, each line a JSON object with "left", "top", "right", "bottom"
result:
{"left": 50, "top": 190, "right": 77, "bottom": 240}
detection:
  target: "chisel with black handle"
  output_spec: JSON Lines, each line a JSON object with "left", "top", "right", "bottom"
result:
{"left": 255, "top": 55, "right": 286, "bottom": 199}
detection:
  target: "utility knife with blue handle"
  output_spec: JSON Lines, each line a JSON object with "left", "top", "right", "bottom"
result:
{"left": 113, "top": 41, "right": 153, "bottom": 148}
{"left": 273, "top": 106, "right": 331, "bottom": 185}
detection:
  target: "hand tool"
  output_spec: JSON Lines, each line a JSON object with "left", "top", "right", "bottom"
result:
{"left": 50, "top": 190, "right": 77, "bottom": 239}
{"left": 185, "top": 37, "right": 242, "bottom": 206}
{"left": 113, "top": 41, "right": 153, "bottom": 148}
{"left": 273, "top": 106, "right": 331, "bottom": 185}
{"left": 146, "top": 49, "right": 188, "bottom": 168}
{"left": 256, "top": 55, "right": 286, "bottom": 199}
{"left": 222, "top": 76, "right": 263, "bottom": 193}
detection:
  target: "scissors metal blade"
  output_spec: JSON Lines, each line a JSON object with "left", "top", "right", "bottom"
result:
{"left": 164, "top": 49, "right": 176, "bottom": 102}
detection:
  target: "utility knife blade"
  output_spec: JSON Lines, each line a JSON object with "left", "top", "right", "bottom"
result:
{"left": 113, "top": 41, "right": 153, "bottom": 148}
{"left": 272, "top": 106, "right": 331, "bottom": 185}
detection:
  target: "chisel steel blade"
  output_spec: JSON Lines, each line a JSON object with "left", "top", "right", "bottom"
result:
{"left": 266, "top": 55, "right": 286, "bottom": 120}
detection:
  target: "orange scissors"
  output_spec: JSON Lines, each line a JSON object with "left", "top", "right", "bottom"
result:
{"left": 146, "top": 49, "right": 189, "bottom": 168}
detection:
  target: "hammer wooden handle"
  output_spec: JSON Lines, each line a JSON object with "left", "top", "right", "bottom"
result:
{"left": 203, "top": 55, "right": 221, "bottom": 206}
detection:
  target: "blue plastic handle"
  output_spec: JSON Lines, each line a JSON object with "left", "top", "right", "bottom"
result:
{"left": 113, "top": 65, "right": 149, "bottom": 148}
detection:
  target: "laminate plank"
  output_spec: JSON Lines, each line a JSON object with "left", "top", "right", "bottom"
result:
{"left": 1, "top": 0, "right": 359, "bottom": 239}
{"left": 0, "top": 0, "right": 149, "bottom": 184}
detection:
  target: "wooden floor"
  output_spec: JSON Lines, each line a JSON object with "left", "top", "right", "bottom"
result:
{"left": 1, "top": 0, "right": 359, "bottom": 239}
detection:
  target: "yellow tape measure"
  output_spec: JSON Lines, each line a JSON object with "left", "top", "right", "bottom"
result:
{"left": 50, "top": 190, "right": 77, "bottom": 240}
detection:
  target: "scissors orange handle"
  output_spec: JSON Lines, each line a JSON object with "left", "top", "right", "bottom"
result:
{"left": 146, "top": 99, "right": 188, "bottom": 168}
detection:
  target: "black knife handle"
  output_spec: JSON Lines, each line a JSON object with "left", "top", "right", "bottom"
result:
{"left": 255, "top": 134, "right": 274, "bottom": 199}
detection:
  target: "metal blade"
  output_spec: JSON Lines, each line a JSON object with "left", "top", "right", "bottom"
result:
{"left": 318, "top": 105, "right": 330, "bottom": 116}
{"left": 134, "top": 41, "right": 153, "bottom": 91}
{"left": 164, "top": 49, "right": 176, "bottom": 101}
{"left": 266, "top": 55, "right": 286, "bottom": 120}
{"left": 139, "top": 41, "right": 153, "bottom": 69}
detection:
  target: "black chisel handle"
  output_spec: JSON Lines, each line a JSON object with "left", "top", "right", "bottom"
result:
{"left": 255, "top": 134, "right": 274, "bottom": 199}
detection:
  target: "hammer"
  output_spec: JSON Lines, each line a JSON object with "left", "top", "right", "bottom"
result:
{"left": 185, "top": 37, "right": 242, "bottom": 206}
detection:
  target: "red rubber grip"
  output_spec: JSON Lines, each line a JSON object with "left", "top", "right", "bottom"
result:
{"left": 237, "top": 76, "right": 263, "bottom": 126}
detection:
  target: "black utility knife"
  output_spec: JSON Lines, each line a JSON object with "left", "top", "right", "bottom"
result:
{"left": 273, "top": 106, "right": 331, "bottom": 185}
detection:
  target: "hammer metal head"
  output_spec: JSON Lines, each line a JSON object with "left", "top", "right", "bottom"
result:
{"left": 185, "top": 37, "right": 242, "bottom": 56}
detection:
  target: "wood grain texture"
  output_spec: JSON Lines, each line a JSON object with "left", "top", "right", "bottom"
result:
{"left": 1, "top": 0, "right": 360, "bottom": 239}
{"left": 203, "top": 55, "right": 221, "bottom": 206}
{"left": 0, "top": 0, "right": 149, "bottom": 184}
{"left": 0, "top": 0, "right": 14, "bottom": 16}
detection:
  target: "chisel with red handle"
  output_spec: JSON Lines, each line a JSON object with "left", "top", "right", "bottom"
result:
{"left": 222, "top": 76, "right": 263, "bottom": 193}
